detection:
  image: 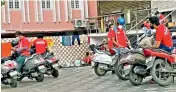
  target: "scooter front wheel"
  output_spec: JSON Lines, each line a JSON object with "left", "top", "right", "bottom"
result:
{"left": 129, "top": 70, "right": 143, "bottom": 86}
{"left": 35, "top": 72, "right": 44, "bottom": 82}
{"left": 52, "top": 69, "right": 59, "bottom": 78}
{"left": 10, "top": 78, "right": 17, "bottom": 88}
{"left": 151, "top": 59, "right": 173, "bottom": 86}
{"left": 115, "top": 63, "right": 129, "bottom": 80}
{"left": 94, "top": 63, "right": 107, "bottom": 76}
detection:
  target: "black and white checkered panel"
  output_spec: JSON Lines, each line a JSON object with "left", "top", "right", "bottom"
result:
{"left": 50, "top": 36, "right": 89, "bottom": 67}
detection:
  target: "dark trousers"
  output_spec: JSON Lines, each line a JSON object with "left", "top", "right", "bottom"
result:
{"left": 159, "top": 44, "right": 172, "bottom": 53}
{"left": 16, "top": 55, "right": 26, "bottom": 72}
{"left": 72, "top": 35, "right": 80, "bottom": 45}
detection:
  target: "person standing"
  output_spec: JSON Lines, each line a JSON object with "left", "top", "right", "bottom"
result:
{"left": 107, "top": 17, "right": 130, "bottom": 55}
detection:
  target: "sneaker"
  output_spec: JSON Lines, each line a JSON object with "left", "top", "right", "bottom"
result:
{"left": 17, "top": 72, "right": 23, "bottom": 81}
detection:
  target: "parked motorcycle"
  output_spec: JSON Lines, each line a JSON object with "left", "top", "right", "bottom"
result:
{"left": 1, "top": 57, "right": 18, "bottom": 88}
{"left": 90, "top": 44, "right": 129, "bottom": 76}
{"left": 42, "top": 52, "right": 59, "bottom": 78}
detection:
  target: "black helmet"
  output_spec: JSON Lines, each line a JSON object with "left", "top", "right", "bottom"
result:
{"left": 11, "top": 40, "right": 19, "bottom": 47}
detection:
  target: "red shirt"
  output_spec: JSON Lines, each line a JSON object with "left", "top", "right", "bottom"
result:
{"left": 18, "top": 37, "right": 30, "bottom": 56}
{"left": 83, "top": 56, "right": 91, "bottom": 64}
{"left": 108, "top": 28, "right": 115, "bottom": 49}
{"left": 33, "top": 38, "right": 48, "bottom": 54}
{"left": 108, "top": 26, "right": 128, "bottom": 48}
{"left": 116, "top": 26, "right": 128, "bottom": 48}
{"left": 156, "top": 24, "right": 173, "bottom": 47}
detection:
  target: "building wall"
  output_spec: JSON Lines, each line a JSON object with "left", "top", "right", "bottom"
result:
{"left": 1, "top": 0, "right": 97, "bottom": 32}
{"left": 172, "top": 11, "right": 176, "bottom": 22}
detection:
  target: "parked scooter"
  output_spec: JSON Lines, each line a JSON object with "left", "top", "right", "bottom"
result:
{"left": 42, "top": 52, "right": 59, "bottom": 78}
{"left": 90, "top": 44, "right": 129, "bottom": 76}
{"left": 125, "top": 34, "right": 176, "bottom": 86}
{"left": 125, "top": 47, "right": 176, "bottom": 86}
{"left": 11, "top": 40, "right": 46, "bottom": 82}
{"left": 30, "top": 46, "right": 59, "bottom": 78}
{"left": 1, "top": 57, "right": 18, "bottom": 88}
{"left": 114, "top": 33, "right": 152, "bottom": 80}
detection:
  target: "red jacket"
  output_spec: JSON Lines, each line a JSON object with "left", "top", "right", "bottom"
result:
{"left": 18, "top": 37, "right": 30, "bottom": 56}
{"left": 33, "top": 38, "right": 48, "bottom": 54}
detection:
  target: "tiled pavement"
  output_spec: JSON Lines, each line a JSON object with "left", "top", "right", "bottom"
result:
{"left": 1, "top": 66, "right": 176, "bottom": 92}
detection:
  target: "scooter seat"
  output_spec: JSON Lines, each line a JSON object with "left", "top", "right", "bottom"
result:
{"left": 155, "top": 49, "right": 172, "bottom": 55}
{"left": 100, "top": 51, "right": 112, "bottom": 56}
{"left": 25, "top": 54, "right": 38, "bottom": 62}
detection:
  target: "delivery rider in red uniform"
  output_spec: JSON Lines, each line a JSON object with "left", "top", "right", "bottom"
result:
{"left": 108, "top": 17, "right": 130, "bottom": 55}
{"left": 33, "top": 34, "right": 48, "bottom": 54}
{"left": 149, "top": 16, "right": 173, "bottom": 53}
{"left": 11, "top": 31, "right": 31, "bottom": 73}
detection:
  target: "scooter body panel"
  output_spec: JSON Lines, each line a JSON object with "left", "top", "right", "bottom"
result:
{"left": 93, "top": 53, "right": 112, "bottom": 65}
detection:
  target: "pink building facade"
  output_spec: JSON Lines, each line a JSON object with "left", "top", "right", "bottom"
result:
{"left": 1, "top": 0, "right": 98, "bottom": 32}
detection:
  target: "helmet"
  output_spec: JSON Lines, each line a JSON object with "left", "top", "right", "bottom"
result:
{"left": 117, "top": 17, "right": 125, "bottom": 25}
{"left": 11, "top": 40, "right": 19, "bottom": 47}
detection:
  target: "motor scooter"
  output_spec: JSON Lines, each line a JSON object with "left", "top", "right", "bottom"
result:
{"left": 114, "top": 33, "right": 153, "bottom": 80}
{"left": 10, "top": 40, "right": 46, "bottom": 82}
{"left": 1, "top": 57, "right": 18, "bottom": 88}
{"left": 126, "top": 36, "right": 176, "bottom": 86}
{"left": 90, "top": 44, "right": 129, "bottom": 76}
{"left": 30, "top": 46, "right": 59, "bottom": 78}
{"left": 42, "top": 52, "right": 59, "bottom": 78}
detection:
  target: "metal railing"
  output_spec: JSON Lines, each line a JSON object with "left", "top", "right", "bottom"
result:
{"left": 129, "top": 9, "right": 176, "bottom": 46}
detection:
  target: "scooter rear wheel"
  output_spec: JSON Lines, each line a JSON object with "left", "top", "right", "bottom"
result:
{"left": 151, "top": 59, "right": 173, "bottom": 86}
{"left": 94, "top": 63, "right": 107, "bottom": 76}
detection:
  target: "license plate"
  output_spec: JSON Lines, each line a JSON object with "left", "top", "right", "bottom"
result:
{"left": 124, "top": 65, "right": 131, "bottom": 70}
{"left": 32, "top": 72, "right": 38, "bottom": 77}
{"left": 9, "top": 71, "right": 18, "bottom": 76}
{"left": 38, "top": 65, "right": 45, "bottom": 70}
{"left": 52, "top": 64, "right": 58, "bottom": 69}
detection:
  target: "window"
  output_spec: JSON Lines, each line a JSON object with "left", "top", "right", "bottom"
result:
{"left": 14, "top": 0, "right": 19, "bottom": 8}
{"left": 71, "top": 0, "right": 80, "bottom": 9}
{"left": 42, "top": 0, "right": 51, "bottom": 9}
{"left": 9, "top": 0, "right": 20, "bottom": 9}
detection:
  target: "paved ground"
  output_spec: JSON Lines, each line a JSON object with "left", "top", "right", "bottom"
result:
{"left": 1, "top": 66, "right": 176, "bottom": 92}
